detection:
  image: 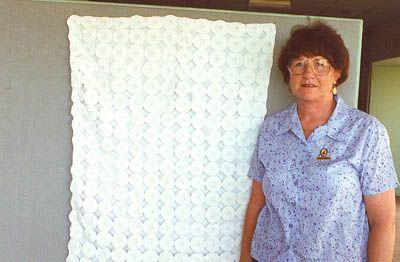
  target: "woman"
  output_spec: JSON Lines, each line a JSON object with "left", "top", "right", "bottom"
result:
{"left": 240, "top": 22, "right": 398, "bottom": 262}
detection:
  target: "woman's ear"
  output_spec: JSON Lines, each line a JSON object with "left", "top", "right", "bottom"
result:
{"left": 334, "top": 69, "right": 341, "bottom": 84}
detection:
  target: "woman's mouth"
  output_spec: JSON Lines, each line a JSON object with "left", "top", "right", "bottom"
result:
{"left": 301, "top": 84, "right": 317, "bottom": 87}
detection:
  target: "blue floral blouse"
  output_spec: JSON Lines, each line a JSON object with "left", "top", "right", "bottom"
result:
{"left": 248, "top": 96, "right": 399, "bottom": 262}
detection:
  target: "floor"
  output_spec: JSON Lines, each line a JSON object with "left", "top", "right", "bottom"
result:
{"left": 395, "top": 197, "right": 400, "bottom": 262}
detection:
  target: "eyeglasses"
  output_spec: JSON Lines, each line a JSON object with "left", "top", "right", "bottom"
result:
{"left": 287, "top": 57, "right": 331, "bottom": 76}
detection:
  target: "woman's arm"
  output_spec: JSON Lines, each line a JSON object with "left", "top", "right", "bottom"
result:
{"left": 240, "top": 180, "right": 266, "bottom": 262}
{"left": 364, "top": 189, "right": 396, "bottom": 262}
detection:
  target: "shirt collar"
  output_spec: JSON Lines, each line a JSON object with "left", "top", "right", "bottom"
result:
{"left": 324, "top": 95, "right": 350, "bottom": 142}
{"left": 273, "top": 95, "right": 349, "bottom": 142}
{"left": 272, "top": 102, "right": 298, "bottom": 137}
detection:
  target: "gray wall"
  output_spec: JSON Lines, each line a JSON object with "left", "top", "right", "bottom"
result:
{"left": 0, "top": 0, "right": 362, "bottom": 261}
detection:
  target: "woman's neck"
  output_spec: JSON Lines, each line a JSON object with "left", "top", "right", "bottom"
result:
{"left": 297, "top": 96, "right": 336, "bottom": 139}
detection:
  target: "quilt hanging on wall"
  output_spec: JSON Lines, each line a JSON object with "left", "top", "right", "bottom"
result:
{"left": 67, "top": 14, "right": 275, "bottom": 262}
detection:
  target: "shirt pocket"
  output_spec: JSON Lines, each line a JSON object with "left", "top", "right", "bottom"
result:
{"left": 303, "top": 159, "right": 361, "bottom": 207}
{"left": 259, "top": 153, "right": 300, "bottom": 204}
{"left": 327, "top": 160, "right": 361, "bottom": 197}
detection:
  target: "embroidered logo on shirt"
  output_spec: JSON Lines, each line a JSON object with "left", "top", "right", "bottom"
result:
{"left": 316, "top": 148, "right": 331, "bottom": 160}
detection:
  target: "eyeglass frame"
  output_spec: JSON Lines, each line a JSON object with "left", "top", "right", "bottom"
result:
{"left": 287, "top": 56, "right": 332, "bottom": 76}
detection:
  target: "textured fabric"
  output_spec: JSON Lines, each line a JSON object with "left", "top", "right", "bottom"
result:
{"left": 67, "top": 15, "right": 275, "bottom": 261}
{"left": 248, "top": 95, "right": 399, "bottom": 262}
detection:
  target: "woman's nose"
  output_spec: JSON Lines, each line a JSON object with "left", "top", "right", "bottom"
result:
{"left": 302, "top": 63, "right": 315, "bottom": 78}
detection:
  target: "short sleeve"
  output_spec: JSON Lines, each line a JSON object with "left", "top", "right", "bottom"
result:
{"left": 360, "top": 121, "right": 399, "bottom": 195}
{"left": 247, "top": 132, "right": 265, "bottom": 182}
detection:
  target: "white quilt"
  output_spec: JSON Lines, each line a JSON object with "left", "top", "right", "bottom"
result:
{"left": 67, "top": 15, "right": 275, "bottom": 262}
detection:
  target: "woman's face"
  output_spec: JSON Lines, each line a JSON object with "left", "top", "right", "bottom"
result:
{"left": 288, "top": 55, "right": 341, "bottom": 103}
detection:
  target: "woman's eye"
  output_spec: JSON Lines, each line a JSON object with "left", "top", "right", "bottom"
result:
{"left": 293, "top": 61, "right": 304, "bottom": 67}
{"left": 315, "top": 60, "right": 328, "bottom": 68}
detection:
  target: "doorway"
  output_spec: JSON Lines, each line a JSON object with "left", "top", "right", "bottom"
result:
{"left": 369, "top": 57, "right": 400, "bottom": 195}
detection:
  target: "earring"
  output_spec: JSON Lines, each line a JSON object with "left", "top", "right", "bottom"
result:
{"left": 332, "top": 84, "right": 337, "bottom": 95}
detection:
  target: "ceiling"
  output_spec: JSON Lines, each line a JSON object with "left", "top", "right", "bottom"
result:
{"left": 374, "top": 57, "right": 400, "bottom": 66}
{"left": 91, "top": 0, "right": 400, "bottom": 29}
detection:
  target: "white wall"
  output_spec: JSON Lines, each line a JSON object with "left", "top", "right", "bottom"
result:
{"left": 0, "top": 0, "right": 362, "bottom": 260}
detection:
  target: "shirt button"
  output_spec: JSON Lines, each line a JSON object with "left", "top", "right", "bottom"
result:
{"left": 289, "top": 223, "right": 293, "bottom": 228}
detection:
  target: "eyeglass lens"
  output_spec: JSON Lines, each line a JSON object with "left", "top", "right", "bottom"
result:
{"left": 288, "top": 58, "right": 331, "bottom": 76}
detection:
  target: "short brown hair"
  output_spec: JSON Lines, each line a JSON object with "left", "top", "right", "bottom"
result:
{"left": 278, "top": 21, "right": 349, "bottom": 86}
